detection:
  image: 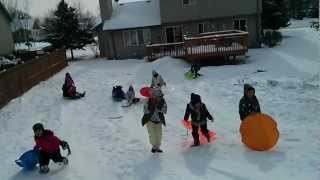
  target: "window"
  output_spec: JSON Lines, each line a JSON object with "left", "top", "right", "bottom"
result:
{"left": 198, "top": 23, "right": 211, "bottom": 34}
{"left": 234, "top": 19, "right": 247, "bottom": 31}
{"left": 166, "top": 26, "right": 182, "bottom": 43}
{"left": 183, "top": 0, "right": 197, "bottom": 6}
{"left": 123, "top": 29, "right": 151, "bottom": 47}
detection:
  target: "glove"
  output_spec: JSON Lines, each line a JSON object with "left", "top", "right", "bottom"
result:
{"left": 208, "top": 116, "right": 214, "bottom": 122}
{"left": 61, "top": 141, "right": 69, "bottom": 150}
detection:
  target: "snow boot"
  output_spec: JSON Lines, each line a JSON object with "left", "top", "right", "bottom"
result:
{"left": 206, "top": 133, "right": 210, "bottom": 143}
{"left": 151, "top": 148, "right": 157, "bottom": 153}
{"left": 39, "top": 165, "right": 49, "bottom": 174}
{"left": 156, "top": 148, "right": 163, "bottom": 153}
{"left": 191, "top": 139, "right": 200, "bottom": 147}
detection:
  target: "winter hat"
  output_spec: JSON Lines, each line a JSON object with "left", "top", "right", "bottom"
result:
{"left": 33, "top": 123, "right": 44, "bottom": 131}
{"left": 244, "top": 84, "right": 255, "bottom": 95}
{"left": 152, "top": 70, "right": 158, "bottom": 76}
{"left": 152, "top": 88, "right": 163, "bottom": 97}
{"left": 190, "top": 93, "right": 201, "bottom": 105}
{"left": 129, "top": 85, "right": 134, "bottom": 91}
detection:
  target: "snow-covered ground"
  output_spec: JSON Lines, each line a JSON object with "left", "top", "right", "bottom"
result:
{"left": 66, "top": 44, "right": 100, "bottom": 60}
{"left": 0, "top": 21, "right": 319, "bottom": 180}
{"left": 15, "top": 42, "right": 51, "bottom": 51}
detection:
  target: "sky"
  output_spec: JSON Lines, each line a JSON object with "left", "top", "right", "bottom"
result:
{"left": 18, "top": 0, "right": 100, "bottom": 17}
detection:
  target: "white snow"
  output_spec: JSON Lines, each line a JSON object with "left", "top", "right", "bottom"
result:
{"left": 103, "top": 0, "right": 161, "bottom": 31}
{"left": 15, "top": 42, "right": 51, "bottom": 51}
{"left": 66, "top": 44, "right": 100, "bottom": 60}
{"left": 0, "top": 20, "right": 320, "bottom": 180}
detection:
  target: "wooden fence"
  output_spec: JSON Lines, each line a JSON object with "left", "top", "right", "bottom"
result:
{"left": 0, "top": 49, "right": 67, "bottom": 108}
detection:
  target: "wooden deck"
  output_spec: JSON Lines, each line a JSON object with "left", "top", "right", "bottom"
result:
{"left": 146, "top": 30, "right": 249, "bottom": 62}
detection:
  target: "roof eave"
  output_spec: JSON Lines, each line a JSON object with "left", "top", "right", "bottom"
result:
{"left": 0, "top": 2, "right": 12, "bottom": 22}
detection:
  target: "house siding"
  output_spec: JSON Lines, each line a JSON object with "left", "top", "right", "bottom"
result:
{"left": 99, "top": 26, "right": 163, "bottom": 59}
{"left": 161, "top": 15, "right": 260, "bottom": 47}
{"left": 0, "top": 12, "right": 14, "bottom": 55}
{"left": 160, "top": 0, "right": 262, "bottom": 23}
{"left": 98, "top": 0, "right": 262, "bottom": 59}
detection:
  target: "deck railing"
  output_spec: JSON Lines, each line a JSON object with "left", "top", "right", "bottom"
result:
{"left": 146, "top": 30, "right": 249, "bottom": 61}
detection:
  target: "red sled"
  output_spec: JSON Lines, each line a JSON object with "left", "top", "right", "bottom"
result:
{"left": 182, "top": 120, "right": 217, "bottom": 144}
{"left": 140, "top": 87, "right": 151, "bottom": 98}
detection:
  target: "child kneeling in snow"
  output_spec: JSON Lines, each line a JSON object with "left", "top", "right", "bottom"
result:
{"left": 125, "top": 85, "right": 140, "bottom": 105}
{"left": 62, "top": 73, "right": 85, "bottom": 99}
{"left": 33, "top": 123, "right": 70, "bottom": 173}
{"left": 141, "top": 89, "right": 167, "bottom": 153}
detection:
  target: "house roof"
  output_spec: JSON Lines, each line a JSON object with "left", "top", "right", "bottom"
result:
{"left": 103, "top": 0, "right": 161, "bottom": 31}
{"left": 0, "top": 2, "right": 12, "bottom": 22}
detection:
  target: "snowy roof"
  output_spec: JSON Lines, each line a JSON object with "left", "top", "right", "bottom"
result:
{"left": 103, "top": 0, "right": 161, "bottom": 31}
{"left": 15, "top": 42, "right": 51, "bottom": 51}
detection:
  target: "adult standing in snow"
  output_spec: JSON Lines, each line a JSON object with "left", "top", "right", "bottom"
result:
{"left": 151, "top": 70, "right": 166, "bottom": 89}
{"left": 141, "top": 89, "right": 167, "bottom": 153}
{"left": 32, "top": 123, "right": 70, "bottom": 173}
{"left": 184, "top": 93, "right": 214, "bottom": 146}
{"left": 239, "top": 84, "right": 261, "bottom": 121}
{"left": 62, "top": 73, "right": 85, "bottom": 99}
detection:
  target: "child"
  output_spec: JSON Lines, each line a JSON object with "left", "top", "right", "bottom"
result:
{"left": 112, "top": 85, "right": 126, "bottom": 100}
{"left": 125, "top": 85, "right": 139, "bottom": 105}
{"left": 33, "top": 123, "right": 69, "bottom": 173}
{"left": 190, "top": 63, "right": 201, "bottom": 78}
{"left": 239, "top": 84, "right": 261, "bottom": 121}
{"left": 151, "top": 70, "right": 166, "bottom": 89}
{"left": 141, "top": 89, "right": 167, "bottom": 153}
{"left": 62, "top": 73, "right": 85, "bottom": 99}
{"left": 184, "top": 93, "right": 214, "bottom": 146}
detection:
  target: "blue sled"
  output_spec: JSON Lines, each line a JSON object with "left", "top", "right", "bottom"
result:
{"left": 15, "top": 150, "right": 39, "bottom": 170}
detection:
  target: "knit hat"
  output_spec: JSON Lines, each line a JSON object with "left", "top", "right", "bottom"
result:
{"left": 190, "top": 93, "right": 201, "bottom": 105}
{"left": 152, "top": 70, "right": 158, "bottom": 76}
{"left": 32, "top": 123, "right": 44, "bottom": 131}
{"left": 244, "top": 84, "right": 255, "bottom": 95}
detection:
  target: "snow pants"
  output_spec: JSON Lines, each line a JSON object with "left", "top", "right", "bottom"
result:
{"left": 192, "top": 123, "right": 209, "bottom": 144}
{"left": 39, "top": 150, "right": 63, "bottom": 167}
{"left": 146, "top": 121, "right": 162, "bottom": 148}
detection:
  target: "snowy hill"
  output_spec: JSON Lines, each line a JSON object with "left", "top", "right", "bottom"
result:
{"left": 0, "top": 23, "right": 319, "bottom": 180}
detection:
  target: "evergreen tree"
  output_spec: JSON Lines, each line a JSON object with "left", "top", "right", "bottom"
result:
{"left": 262, "top": 0, "right": 290, "bottom": 30}
{"left": 44, "top": 0, "right": 94, "bottom": 59}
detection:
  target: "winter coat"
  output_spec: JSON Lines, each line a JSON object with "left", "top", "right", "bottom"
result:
{"left": 151, "top": 74, "right": 166, "bottom": 88}
{"left": 34, "top": 130, "right": 62, "bottom": 153}
{"left": 63, "top": 75, "right": 76, "bottom": 97}
{"left": 126, "top": 89, "right": 135, "bottom": 104}
{"left": 142, "top": 98, "right": 167, "bottom": 126}
{"left": 112, "top": 86, "right": 125, "bottom": 99}
{"left": 184, "top": 103, "right": 213, "bottom": 126}
{"left": 191, "top": 63, "right": 200, "bottom": 74}
{"left": 239, "top": 84, "right": 261, "bottom": 121}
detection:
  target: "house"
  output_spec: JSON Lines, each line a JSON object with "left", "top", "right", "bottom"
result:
{"left": 98, "top": 0, "right": 262, "bottom": 59}
{"left": 0, "top": 2, "right": 14, "bottom": 55}
{"left": 11, "top": 17, "right": 33, "bottom": 43}
{"left": 31, "top": 20, "right": 46, "bottom": 42}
